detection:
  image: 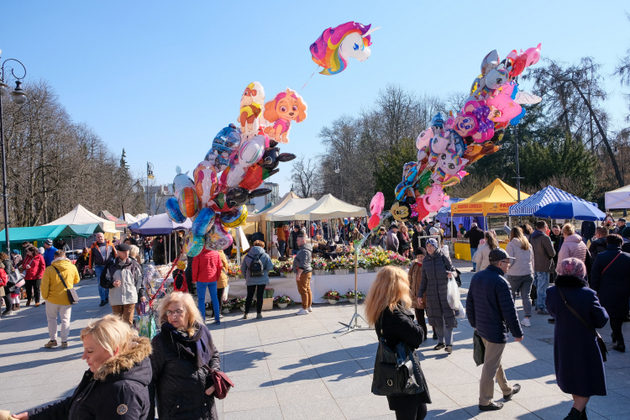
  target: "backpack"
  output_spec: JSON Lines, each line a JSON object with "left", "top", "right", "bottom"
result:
{"left": 248, "top": 254, "right": 264, "bottom": 277}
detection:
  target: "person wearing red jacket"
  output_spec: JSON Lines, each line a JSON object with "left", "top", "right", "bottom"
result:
{"left": 192, "top": 248, "right": 222, "bottom": 324}
{"left": 22, "top": 246, "right": 46, "bottom": 306}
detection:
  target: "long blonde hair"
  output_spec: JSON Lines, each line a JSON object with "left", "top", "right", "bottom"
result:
{"left": 80, "top": 314, "right": 138, "bottom": 357}
{"left": 157, "top": 291, "right": 203, "bottom": 336}
{"left": 485, "top": 231, "right": 498, "bottom": 250}
{"left": 364, "top": 266, "right": 411, "bottom": 326}
{"left": 510, "top": 226, "right": 530, "bottom": 250}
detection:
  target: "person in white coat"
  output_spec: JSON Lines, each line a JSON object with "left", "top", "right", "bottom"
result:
{"left": 505, "top": 227, "right": 534, "bottom": 327}
{"left": 472, "top": 231, "right": 499, "bottom": 272}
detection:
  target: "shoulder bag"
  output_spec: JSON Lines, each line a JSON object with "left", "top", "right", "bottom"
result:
{"left": 557, "top": 287, "right": 607, "bottom": 362}
{"left": 371, "top": 312, "right": 426, "bottom": 396}
{"left": 52, "top": 266, "right": 79, "bottom": 305}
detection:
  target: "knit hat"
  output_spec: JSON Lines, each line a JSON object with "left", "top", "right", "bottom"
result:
{"left": 557, "top": 257, "right": 586, "bottom": 279}
{"left": 426, "top": 238, "right": 439, "bottom": 248}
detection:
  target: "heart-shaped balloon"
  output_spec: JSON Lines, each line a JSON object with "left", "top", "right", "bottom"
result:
{"left": 368, "top": 214, "right": 381, "bottom": 230}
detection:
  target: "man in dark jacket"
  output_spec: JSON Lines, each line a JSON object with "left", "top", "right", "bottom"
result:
{"left": 590, "top": 234, "right": 630, "bottom": 352}
{"left": 466, "top": 248, "right": 523, "bottom": 412}
{"left": 588, "top": 227, "right": 608, "bottom": 261}
{"left": 292, "top": 233, "right": 313, "bottom": 315}
{"left": 464, "top": 223, "right": 485, "bottom": 272}
{"left": 90, "top": 232, "right": 117, "bottom": 307}
{"left": 530, "top": 221, "right": 556, "bottom": 314}
{"left": 385, "top": 224, "right": 400, "bottom": 253}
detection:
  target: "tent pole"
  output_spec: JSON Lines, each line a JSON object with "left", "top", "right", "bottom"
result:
{"left": 235, "top": 227, "right": 241, "bottom": 266}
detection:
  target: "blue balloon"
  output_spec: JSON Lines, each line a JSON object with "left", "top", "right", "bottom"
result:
{"left": 191, "top": 208, "right": 216, "bottom": 237}
{"left": 165, "top": 197, "right": 186, "bottom": 223}
{"left": 205, "top": 124, "right": 241, "bottom": 171}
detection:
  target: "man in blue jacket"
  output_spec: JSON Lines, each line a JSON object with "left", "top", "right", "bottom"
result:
{"left": 466, "top": 248, "right": 523, "bottom": 412}
{"left": 42, "top": 239, "right": 58, "bottom": 267}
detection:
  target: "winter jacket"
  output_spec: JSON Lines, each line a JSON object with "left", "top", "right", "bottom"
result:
{"left": 292, "top": 243, "right": 313, "bottom": 273}
{"left": 240, "top": 246, "right": 274, "bottom": 286}
{"left": 101, "top": 258, "right": 145, "bottom": 306}
{"left": 546, "top": 275, "right": 608, "bottom": 397}
{"left": 43, "top": 246, "right": 58, "bottom": 267}
{"left": 217, "top": 251, "right": 229, "bottom": 289}
{"left": 472, "top": 243, "right": 494, "bottom": 271}
{"left": 29, "top": 336, "right": 152, "bottom": 420}
{"left": 192, "top": 249, "right": 222, "bottom": 283}
{"left": 385, "top": 230, "right": 399, "bottom": 253}
{"left": 408, "top": 261, "right": 424, "bottom": 309}
{"left": 530, "top": 230, "right": 556, "bottom": 272}
{"left": 588, "top": 237, "right": 607, "bottom": 261}
{"left": 419, "top": 249, "right": 457, "bottom": 328}
{"left": 173, "top": 269, "right": 189, "bottom": 293}
{"left": 375, "top": 305, "right": 431, "bottom": 411}
{"left": 22, "top": 253, "right": 46, "bottom": 280}
{"left": 89, "top": 241, "right": 117, "bottom": 268}
{"left": 557, "top": 234, "right": 588, "bottom": 271}
{"left": 466, "top": 264, "right": 523, "bottom": 343}
{"left": 464, "top": 226, "right": 484, "bottom": 249}
{"left": 151, "top": 322, "right": 221, "bottom": 420}
{"left": 41, "top": 258, "right": 80, "bottom": 305}
{"left": 505, "top": 239, "right": 534, "bottom": 277}
{"left": 590, "top": 245, "right": 630, "bottom": 318}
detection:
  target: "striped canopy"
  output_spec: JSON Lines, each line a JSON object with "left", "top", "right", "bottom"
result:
{"left": 508, "top": 185, "right": 597, "bottom": 216}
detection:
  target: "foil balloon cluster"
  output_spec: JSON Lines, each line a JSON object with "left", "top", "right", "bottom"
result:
{"left": 166, "top": 82, "right": 304, "bottom": 256}
{"left": 392, "top": 44, "right": 542, "bottom": 223}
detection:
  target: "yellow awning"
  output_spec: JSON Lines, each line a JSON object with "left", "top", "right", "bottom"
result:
{"left": 451, "top": 178, "right": 529, "bottom": 216}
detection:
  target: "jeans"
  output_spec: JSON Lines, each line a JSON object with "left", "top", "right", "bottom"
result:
{"left": 432, "top": 317, "right": 453, "bottom": 345}
{"left": 95, "top": 265, "right": 108, "bottom": 302}
{"left": 470, "top": 247, "right": 478, "bottom": 271}
{"left": 144, "top": 249, "right": 152, "bottom": 262}
{"left": 46, "top": 302, "right": 72, "bottom": 342}
{"left": 507, "top": 274, "right": 533, "bottom": 317}
{"left": 245, "top": 284, "right": 266, "bottom": 315}
{"left": 533, "top": 272, "right": 550, "bottom": 311}
{"left": 197, "top": 282, "right": 220, "bottom": 322}
{"left": 278, "top": 240, "right": 286, "bottom": 256}
{"left": 24, "top": 279, "right": 42, "bottom": 304}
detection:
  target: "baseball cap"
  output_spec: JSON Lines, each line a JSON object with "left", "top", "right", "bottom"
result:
{"left": 489, "top": 248, "right": 515, "bottom": 263}
{"left": 116, "top": 243, "right": 131, "bottom": 252}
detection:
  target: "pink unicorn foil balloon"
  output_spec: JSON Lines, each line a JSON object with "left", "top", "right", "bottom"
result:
{"left": 310, "top": 21, "right": 377, "bottom": 75}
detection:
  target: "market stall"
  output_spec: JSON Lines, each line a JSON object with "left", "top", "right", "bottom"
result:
{"left": 509, "top": 185, "right": 597, "bottom": 217}
{"left": 46, "top": 204, "right": 120, "bottom": 238}
{"left": 294, "top": 193, "right": 366, "bottom": 220}
{"left": 604, "top": 184, "right": 630, "bottom": 211}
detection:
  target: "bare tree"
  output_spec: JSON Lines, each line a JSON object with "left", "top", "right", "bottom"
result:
{"left": 291, "top": 157, "right": 320, "bottom": 198}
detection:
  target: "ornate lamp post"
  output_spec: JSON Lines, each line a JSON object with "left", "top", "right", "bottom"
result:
{"left": 0, "top": 51, "right": 27, "bottom": 252}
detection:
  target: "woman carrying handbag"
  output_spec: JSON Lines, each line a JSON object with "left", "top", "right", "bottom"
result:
{"left": 365, "top": 266, "right": 431, "bottom": 420}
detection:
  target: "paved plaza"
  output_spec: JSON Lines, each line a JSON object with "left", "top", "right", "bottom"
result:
{"left": 1, "top": 264, "right": 629, "bottom": 419}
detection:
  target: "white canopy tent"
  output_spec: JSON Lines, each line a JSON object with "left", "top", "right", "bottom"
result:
{"left": 46, "top": 204, "right": 118, "bottom": 233}
{"left": 294, "top": 193, "right": 367, "bottom": 220}
{"left": 605, "top": 184, "right": 630, "bottom": 210}
{"left": 267, "top": 197, "right": 317, "bottom": 221}
{"left": 247, "top": 191, "right": 299, "bottom": 223}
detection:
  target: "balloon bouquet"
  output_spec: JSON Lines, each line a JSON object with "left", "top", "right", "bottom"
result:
{"left": 165, "top": 82, "right": 306, "bottom": 257}
{"left": 390, "top": 44, "right": 542, "bottom": 224}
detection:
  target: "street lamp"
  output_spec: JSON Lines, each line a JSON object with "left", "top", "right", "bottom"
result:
{"left": 0, "top": 51, "right": 27, "bottom": 252}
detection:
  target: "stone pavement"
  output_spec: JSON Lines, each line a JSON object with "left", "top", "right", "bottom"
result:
{"left": 1, "top": 264, "right": 629, "bottom": 419}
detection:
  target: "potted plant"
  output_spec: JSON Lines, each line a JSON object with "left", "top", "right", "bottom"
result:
{"left": 312, "top": 258, "right": 329, "bottom": 276}
{"left": 231, "top": 297, "right": 246, "bottom": 312}
{"left": 344, "top": 290, "right": 365, "bottom": 304}
{"left": 274, "top": 295, "right": 293, "bottom": 309}
{"left": 221, "top": 300, "right": 233, "bottom": 314}
{"left": 323, "top": 290, "right": 341, "bottom": 304}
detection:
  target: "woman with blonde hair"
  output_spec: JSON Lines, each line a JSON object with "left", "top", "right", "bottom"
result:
{"left": 365, "top": 266, "right": 431, "bottom": 420}
{"left": 15, "top": 314, "right": 152, "bottom": 419}
{"left": 505, "top": 226, "right": 534, "bottom": 327}
{"left": 556, "top": 223, "right": 588, "bottom": 270}
{"left": 472, "top": 231, "right": 499, "bottom": 272}
{"left": 150, "top": 291, "right": 222, "bottom": 420}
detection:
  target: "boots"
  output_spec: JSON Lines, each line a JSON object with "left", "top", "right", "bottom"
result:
{"left": 26, "top": 298, "right": 31, "bottom": 307}
{"left": 564, "top": 407, "right": 586, "bottom": 420}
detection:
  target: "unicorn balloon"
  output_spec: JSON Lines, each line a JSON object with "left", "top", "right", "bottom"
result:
{"left": 309, "top": 21, "right": 377, "bottom": 75}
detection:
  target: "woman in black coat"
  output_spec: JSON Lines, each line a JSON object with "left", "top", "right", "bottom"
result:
{"left": 15, "top": 315, "right": 152, "bottom": 420}
{"left": 151, "top": 291, "right": 221, "bottom": 420}
{"left": 365, "top": 266, "right": 431, "bottom": 420}
{"left": 418, "top": 238, "right": 457, "bottom": 353}
{"left": 546, "top": 258, "right": 608, "bottom": 420}
{"left": 590, "top": 234, "right": 630, "bottom": 352}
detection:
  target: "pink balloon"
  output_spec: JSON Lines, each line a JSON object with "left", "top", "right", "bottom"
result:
{"left": 524, "top": 43, "right": 541, "bottom": 67}
{"left": 370, "top": 192, "right": 385, "bottom": 216}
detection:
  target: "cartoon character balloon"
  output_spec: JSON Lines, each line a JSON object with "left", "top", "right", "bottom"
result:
{"left": 239, "top": 82, "right": 265, "bottom": 140}
{"left": 263, "top": 89, "right": 307, "bottom": 144}
{"left": 310, "top": 21, "right": 377, "bottom": 75}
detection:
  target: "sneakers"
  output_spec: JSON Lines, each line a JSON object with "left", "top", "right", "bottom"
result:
{"left": 434, "top": 343, "right": 445, "bottom": 350}
{"left": 521, "top": 317, "right": 531, "bottom": 327}
{"left": 256, "top": 313, "right": 263, "bottom": 319}
{"left": 61, "top": 342, "right": 68, "bottom": 349}
{"left": 44, "top": 340, "right": 58, "bottom": 349}
{"left": 445, "top": 345, "right": 453, "bottom": 354}
{"left": 503, "top": 383, "right": 521, "bottom": 401}
{"left": 307, "top": 307, "right": 313, "bottom": 313}
{"left": 295, "top": 309, "right": 309, "bottom": 316}
{"left": 479, "top": 402, "right": 503, "bottom": 411}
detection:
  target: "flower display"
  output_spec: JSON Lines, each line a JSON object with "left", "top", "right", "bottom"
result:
{"left": 274, "top": 295, "right": 293, "bottom": 304}
{"left": 323, "top": 290, "right": 341, "bottom": 301}
{"left": 344, "top": 290, "right": 365, "bottom": 300}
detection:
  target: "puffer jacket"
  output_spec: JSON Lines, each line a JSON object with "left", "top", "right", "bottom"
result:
{"left": 41, "top": 258, "right": 80, "bottom": 305}
{"left": 530, "top": 230, "right": 556, "bottom": 272}
{"left": 419, "top": 249, "right": 457, "bottom": 328}
{"left": 466, "top": 265, "right": 523, "bottom": 343}
{"left": 557, "top": 234, "right": 588, "bottom": 270}
{"left": 192, "top": 249, "right": 222, "bottom": 283}
{"left": 217, "top": 251, "right": 229, "bottom": 289}
{"left": 151, "top": 322, "right": 221, "bottom": 420}
{"left": 23, "top": 253, "right": 46, "bottom": 280}
{"left": 506, "top": 238, "right": 534, "bottom": 276}
{"left": 101, "top": 257, "right": 144, "bottom": 305}
{"left": 240, "top": 246, "right": 274, "bottom": 286}
{"left": 29, "top": 336, "right": 153, "bottom": 420}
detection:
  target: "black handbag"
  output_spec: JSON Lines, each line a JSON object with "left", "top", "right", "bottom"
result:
{"left": 371, "top": 312, "right": 426, "bottom": 396}
{"left": 557, "top": 287, "right": 607, "bottom": 362}
{"left": 53, "top": 266, "right": 79, "bottom": 305}
{"left": 473, "top": 330, "right": 485, "bottom": 366}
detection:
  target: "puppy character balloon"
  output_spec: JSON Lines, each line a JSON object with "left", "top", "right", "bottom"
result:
{"left": 239, "top": 82, "right": 265, "bottom": 140}
{"left": 263, "top": 89, "right": 307, "bottom": 144}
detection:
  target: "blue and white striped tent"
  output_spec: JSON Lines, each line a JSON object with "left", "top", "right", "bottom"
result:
{"left": 508, "top": 185, "right": 597, "bottom": 216}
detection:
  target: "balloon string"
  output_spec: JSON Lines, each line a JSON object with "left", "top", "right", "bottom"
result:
{"left": 301, "top": 64, "right": 319, "bottom": 90}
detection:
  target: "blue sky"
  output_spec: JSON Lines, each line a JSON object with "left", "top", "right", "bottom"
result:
{"left": 1, "top": 1, "right": 628, "bottom": 196}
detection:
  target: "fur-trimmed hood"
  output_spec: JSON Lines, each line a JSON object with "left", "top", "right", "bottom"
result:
{"left": 94, "top": 335, "right": 152, "bottom": 383}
